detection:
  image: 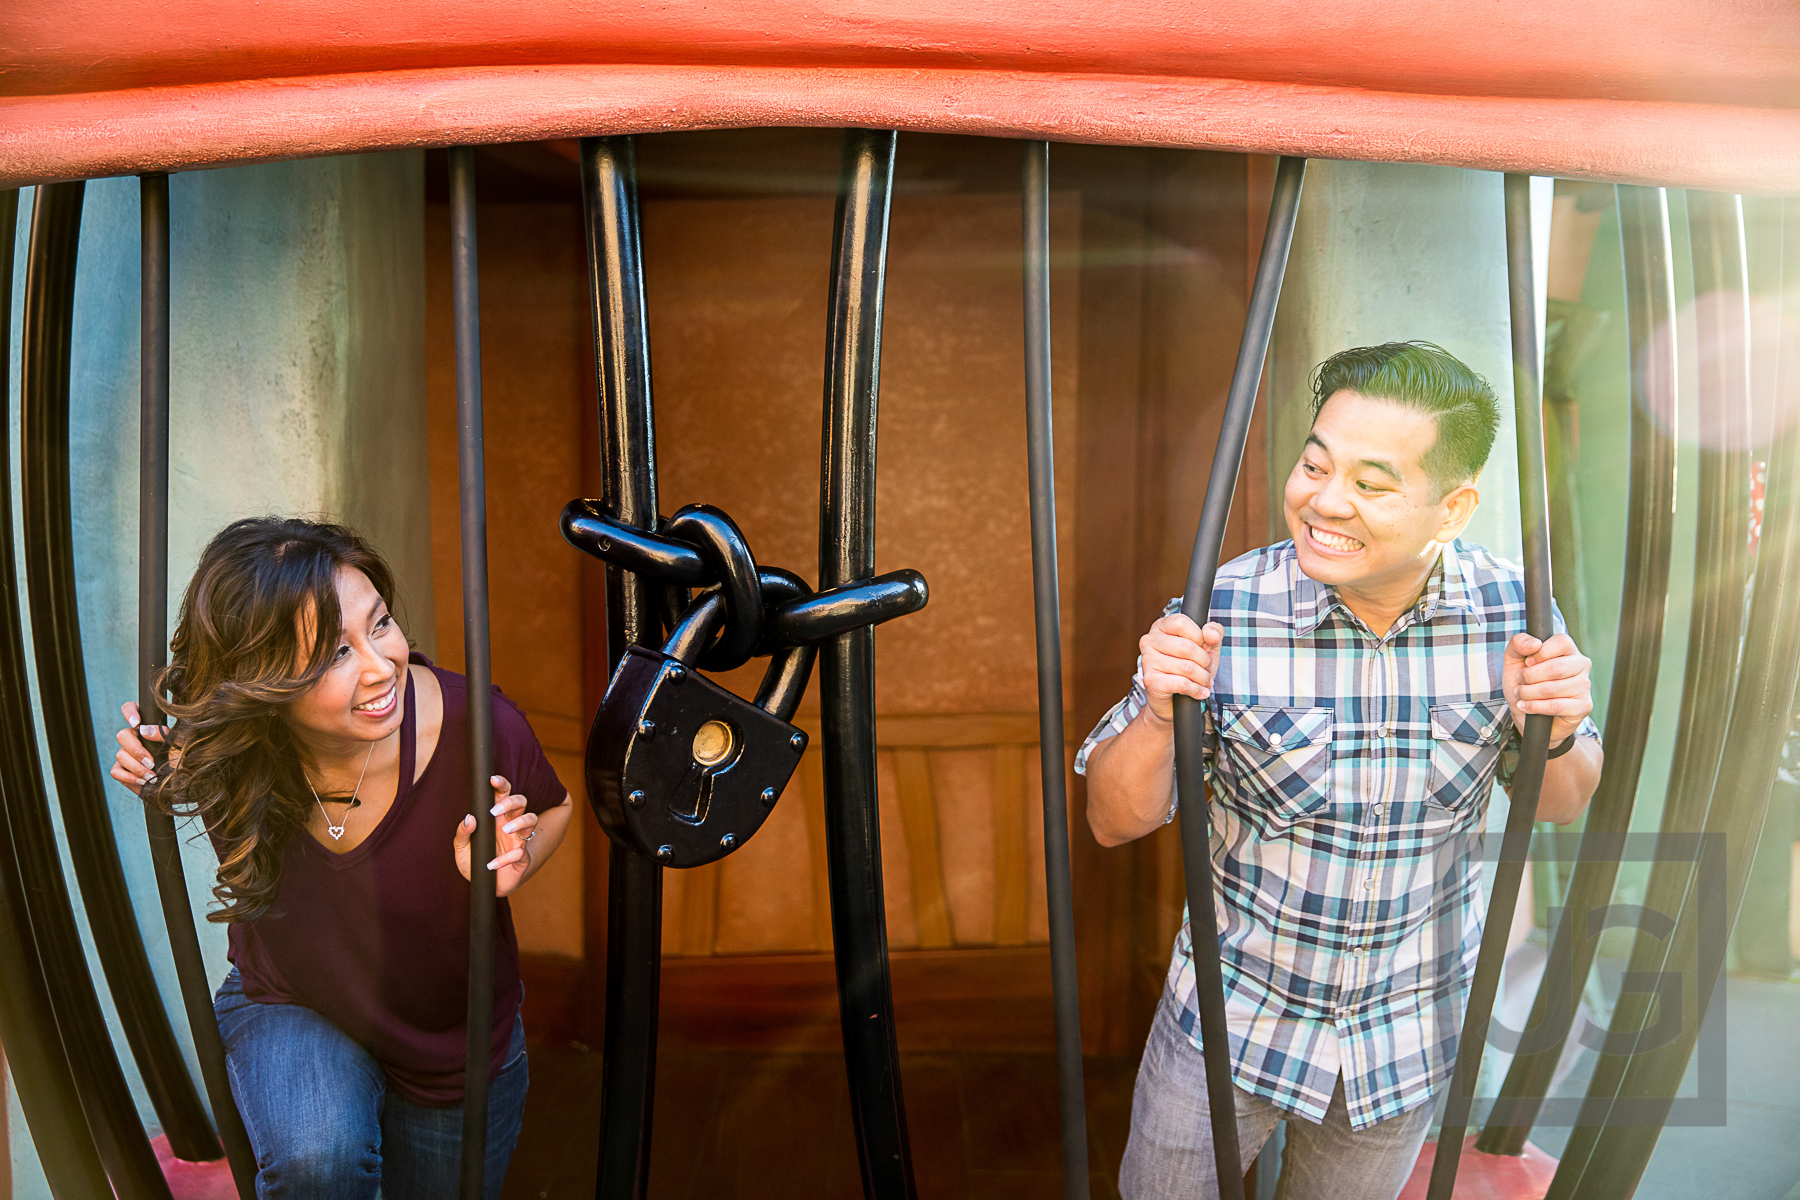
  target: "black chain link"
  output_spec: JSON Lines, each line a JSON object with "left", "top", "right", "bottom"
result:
{"left": 560, "top": 499, "right": 928, "bottom": 669}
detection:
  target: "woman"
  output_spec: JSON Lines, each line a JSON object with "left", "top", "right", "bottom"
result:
{"left": 112, "top": 517, "right": 574, "bottom": 1199}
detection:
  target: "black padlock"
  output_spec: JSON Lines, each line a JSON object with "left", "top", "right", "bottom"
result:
{"left": 586, "top": 591, "right": 814, "bottom": 867}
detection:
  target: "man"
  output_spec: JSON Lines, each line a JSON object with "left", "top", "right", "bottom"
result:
{"left": 1079, "top": 342, "right": 1603, "bottom": 1200}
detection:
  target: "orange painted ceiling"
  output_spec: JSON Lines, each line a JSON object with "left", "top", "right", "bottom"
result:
{"left": 2, "top": 0, "right": 1797, "bottom": 190}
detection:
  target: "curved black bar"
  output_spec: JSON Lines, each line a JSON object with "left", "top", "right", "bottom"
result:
{"left": 449, "top": 146, "right": 498, "bottom": 1200}
{"left": 767, "top": 569, "right": 928, "bottom": 645}
{"left": 17, "top": 180, "right": 175, "bottom": 1200}
{"left": 0, "top": 185, "right": 116, "bottom": 1200}
{"left": 1550, "top": 196, "right": 1793, "bottom": 1200}
{"left": 819, "top": 127, "right": 917, "bottom": 1200}
{"left": 20, "top": 172, "right": 218, "bottom": 1167}
{"left": 754, "top": 565, "right": 811, "bottom": 610}
{"left": 0, "top": 805, "right": 119, "bottom": 1200}
{"left": 560, "top": 498, "right": 708, "bottom": 584}
{"left": 655, "top": 578, "right": 694, "bottom": 640}
{"left": 1482, "top": 187, "right": 1737, "bottom": 1154}
{"left": 1171, "top": 155, "right": 1305, "bottom": 1200}
{"left": 1024, "top": 139, "right": 1092, "bottom": 1200}
{"left": 1538, "top": 186, "right": 1694, "bottom": 1200}
{"left": 581, "top": 134, "right": 665, "bottom": 1200}
{"left": 664, "top": 504, "right": 765, "bottom": 671}
{"left": 137, "top": 172, "right": 259, "bottom": 1195}
{"left": 753, "top": 642, "right": 819, "bottom": 723}
{"left": 1425, "top": 174, "right": 1569, "bottom": 1197}
{"left": 665, "top": 591, "right": 726, "bottom": 664}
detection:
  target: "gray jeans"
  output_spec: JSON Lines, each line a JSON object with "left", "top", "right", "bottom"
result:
{"left": 1120, "top": 990, "right": 1434, "bottom": 1200}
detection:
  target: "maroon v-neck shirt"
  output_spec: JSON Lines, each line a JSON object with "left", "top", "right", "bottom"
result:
{"left": 226, "top": 655, "right": 565, "bottom": 1106}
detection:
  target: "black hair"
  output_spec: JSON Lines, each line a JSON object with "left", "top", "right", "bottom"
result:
{"left": 1309, "top": 342, "right": 1500, "bottom": 494}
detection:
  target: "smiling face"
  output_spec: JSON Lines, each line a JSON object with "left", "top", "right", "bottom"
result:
{"left": 282, "top": 565, "right": 408, "bottom": 757}
{"left": 1283, "top": 390, "right": 1481, "bottom": 613}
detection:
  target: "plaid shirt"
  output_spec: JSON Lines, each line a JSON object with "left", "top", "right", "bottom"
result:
{"left": 1075, "top": 539, "right": 1600, "bottom": 1129}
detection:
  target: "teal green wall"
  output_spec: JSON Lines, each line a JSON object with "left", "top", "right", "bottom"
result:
{"left": 1560, "top": 192, "right": 1700, "bottom": 920}
{"left": 1266, "top": 161, "right": 1544, "bottom": 563}
{"left": 6, "top": 152, "right": 430, "bottom": 1196}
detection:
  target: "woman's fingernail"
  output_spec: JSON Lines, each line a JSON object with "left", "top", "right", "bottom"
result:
{"left": 490, "top": 803, "right": 503, "bottom": 816}
{"left": 141, "top": 756, "right": 155, "bottom": 770}
{"left": 139, "top": 725, "right": 157, "bottom": 736}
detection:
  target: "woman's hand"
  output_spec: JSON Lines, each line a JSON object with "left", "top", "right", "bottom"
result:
{"left": 453, "top": 776, "right": 541, "bottom": 899}
{"left": 110, "top": 701, "right": 174, "bottom": 797}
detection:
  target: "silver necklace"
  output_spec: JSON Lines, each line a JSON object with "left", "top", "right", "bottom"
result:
{"left": 307, "top": 741, "right": 376, "bottom": 842}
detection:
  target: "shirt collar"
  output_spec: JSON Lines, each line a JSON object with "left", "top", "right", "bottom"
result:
{"left": 1283, "top": 539, "right": 1483, "bottom": 636}
{"left": 1285, "top": 547, "right": 1337, "bottom": 636}
{"left": 1427, "top": 539, "right": 1485, "bottom": 624}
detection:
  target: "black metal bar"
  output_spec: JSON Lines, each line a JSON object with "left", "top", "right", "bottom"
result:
{"left": 560, "top": 497, "right": 925, "bottom": 647}
{"left": 18, "top": 170, "right": 218, "bottom": 1168}
{"left": 1568, "top": 195, "right": 1800, "bottom": 1200}
{"left": 580, "top": 134, "right": 664, "bottom": 1200}
{"left": 1538, "top": 185, "right": 1692, "bottom": 1198}
{"left": 1425, "top": 173, "right": 1566, "bottom": 1197}
{"left": 1481, "top": 187, "right": 1737, "bottom": 1154}
{"left": 561, "top": 499, "right": 708, "bottom": 585}
{"left": 0, "top": 184, "right": 116, "bottom": 1200}
{"left": 138, "top": 172, "right": 260, "bottom": 1196}
{"left": 1171, "top": 155, "right": 1305, "bottom": 1200}
{"left": 16, "top": 179, "right": 174, "bottom": 1200}
{"left": 769, "top": 571, "right": 928, "bottom": 644}
{"left": 1548, "top": 195, "right": 1795, "bottom": 1200}
{"left": 1023, "top": 139, "right": 1091, "bottom": 1200}
{"left": 449, "top": 146, "right": 498, "bottom": 1200}
{"left": 819, "top": 127, "right": 916, "bottom": 1200}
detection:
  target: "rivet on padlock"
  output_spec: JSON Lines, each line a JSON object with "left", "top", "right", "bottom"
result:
{"left": 587, "top": 591, "right": 817, "bottom": 869}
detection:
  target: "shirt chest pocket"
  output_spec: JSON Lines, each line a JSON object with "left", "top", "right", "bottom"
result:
{"left": 1427, "top": 699, "right": 1512, "bottom": 811}
{"left": 1216, "top": 704, "right": 1334, "bottom": 826}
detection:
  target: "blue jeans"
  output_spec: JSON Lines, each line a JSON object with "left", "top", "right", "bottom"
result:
{"left": 214, "top": 969, "right": 528, "bottom": 1200}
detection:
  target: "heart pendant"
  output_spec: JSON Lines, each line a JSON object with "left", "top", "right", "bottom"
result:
{"left": 327, "top": 824, "right": 346, "bottom": 841}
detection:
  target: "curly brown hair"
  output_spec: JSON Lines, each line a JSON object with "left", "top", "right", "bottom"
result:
{"left": 143, "top": 517, "right": 399, "bottom": 923}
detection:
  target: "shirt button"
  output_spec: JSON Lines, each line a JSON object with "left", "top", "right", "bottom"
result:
{"left": 1363, "top": 878, "right": 1374, "bottom": 889}
{"left": 1375, "top": 726, "right": 1389, "bottom": 740}
{"left": 1351, "top": 946, "right": 1365, "bottom": 957}
{"left": 1482, "top": 724, "right": 1496, "bottom": 739}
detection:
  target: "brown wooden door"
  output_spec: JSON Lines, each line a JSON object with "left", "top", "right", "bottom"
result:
{"left": 423, "top": 134, "right": 1268, "bottom": 1058}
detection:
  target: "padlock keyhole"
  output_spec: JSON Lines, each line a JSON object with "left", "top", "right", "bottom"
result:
{"left": 666, "top": 718, "right": 742, "bottom": 827}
